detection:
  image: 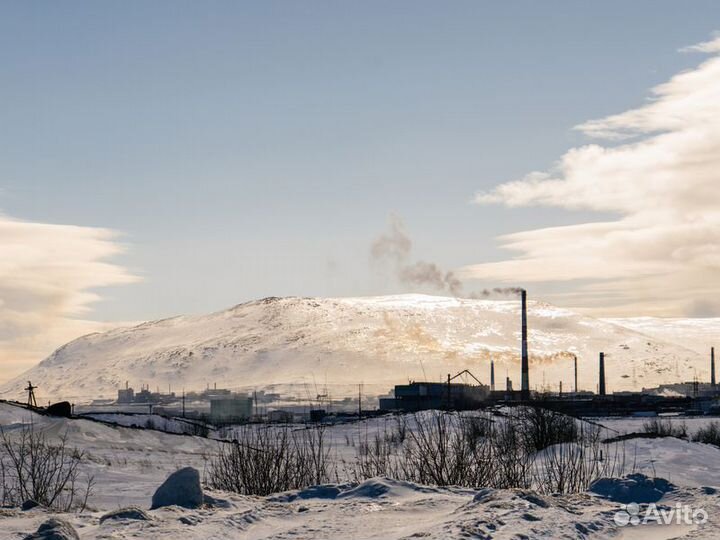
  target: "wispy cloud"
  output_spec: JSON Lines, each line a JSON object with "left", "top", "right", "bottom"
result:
{"left": 0, "top": 215, "right": 138, "bottom": 384}
{"left": 465, "top": 35, "right": 720, "bottom": 317}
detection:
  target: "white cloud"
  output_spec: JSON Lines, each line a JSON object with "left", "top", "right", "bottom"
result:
{"left": 0, "top": 215, "right": 138, "bottom": 385}
{"left": 466, "top": 36, "right": 720, "bottom": 317}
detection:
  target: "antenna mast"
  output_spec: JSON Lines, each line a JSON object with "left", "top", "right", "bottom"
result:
{"left": 25, "top": 381, "right": 38, "bottom": 408}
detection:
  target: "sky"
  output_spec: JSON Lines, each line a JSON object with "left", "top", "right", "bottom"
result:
{"left": 1, "top": 1, "right": 720, "bottom": 380}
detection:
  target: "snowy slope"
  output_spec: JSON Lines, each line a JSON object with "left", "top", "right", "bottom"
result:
{"left": 2, "top": 403, "right": 720, "bottom": 539}
{"left": 0, "top": 294, "right": 713, "bottom": 403}
{"left": 605, "top": 317, "right": 720, "bottom": 356}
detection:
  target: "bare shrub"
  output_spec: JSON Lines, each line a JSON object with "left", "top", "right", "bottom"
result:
{"left": 642, "top": 417, "right": 688, "bottom": 439}
{"left": 533, "top": 422, "right": 627, "bottom": 494}
{"left": 693, "top": 421, "right": 720, "bottom": 446}
{"left": 207, "top": 425, "right": 331, "bottom": 495}
{"left": 351, "top": 430, "right": 396, "bottom": 481}
{"left": 0, "top": 422, "right": 94, "bottom": 511}
{"left": 492, "top": 417, "right": 533, "bottom": 489}
{"left": 347, "top": 409, "right": 626, "bottom": 495}
{"left": 517, "top": 406, "right": 579, "bottom": 451}
{"left": 184, "top": 421, "right": 210, "bottom": 438}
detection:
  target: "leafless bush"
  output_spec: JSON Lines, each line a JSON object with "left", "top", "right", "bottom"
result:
{"left": 0, "top": 422, "right": 94, "bottom": 511}
{"left": 492, "top": 417, "right": 534, "bottom": 489}
{"left": 347, "top": 413, "right": 499, "bottom": 488}
{"left": 184, "top": 421, "right": 210, "bottom": 438}
{"left": 693, "top": 421, "right": 720, "bottom": 446}
{"left": 642, "top": 417, "right": 688, "bottom": 439}
{"left": 207, "top": 425, "right": 331, "bottom": 495}
{"left": 392, "top": 416, "right": 408, "bottom": 444}
{"left": 347, "top": 409, "right": 626, "bottom": 495}
{"left": 533, "top": 422, "right": 627, "bottom": 494}
{"left": 517, "top": 406, "right": 579, "bottom": 451}
{"left": 350, "top": 430, "right": 396, "bottom": 481}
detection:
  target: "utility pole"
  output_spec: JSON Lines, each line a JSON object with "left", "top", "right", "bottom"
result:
{"left": 358, "top": 383, "right": 362, "bottom": 419}
{"left": 182, "top": 389, "right": 186, "bottom": 418}
{"left": 25, "top": 381, "right": 37, "bottom": 408}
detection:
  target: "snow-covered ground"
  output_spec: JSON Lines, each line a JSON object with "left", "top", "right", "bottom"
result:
{"left": 2, "top": 294, "right": 718, "bottom": 404}
{"left": 3, "top": 403, "right": 720, "bottom": 538}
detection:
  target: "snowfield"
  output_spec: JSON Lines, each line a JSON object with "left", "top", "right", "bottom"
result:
{"left": 1, "top": 294, "right": 717, "bottom": 404}
{"left": 3, "top": 403, "right": 720, "bottom": 538}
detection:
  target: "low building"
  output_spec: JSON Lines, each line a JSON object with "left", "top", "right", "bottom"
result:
{"left": 210, "top": 394, "right": 253, "bottom": 423}
{"left": 268, "top": 409, "right": 293, "bottom": 423}
{"left": 380, "top": 382, "right": 489, "bottom": 412}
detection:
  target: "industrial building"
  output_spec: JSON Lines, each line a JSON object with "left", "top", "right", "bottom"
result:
{"left": 209, "top": 393, "right": 253, "bottom": 422}
{"left": 379, "top": 380, "right": 489, "bottom": 412}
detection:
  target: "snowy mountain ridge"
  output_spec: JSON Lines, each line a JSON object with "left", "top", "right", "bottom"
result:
{"left": 0, "top": 294, "right": 716, "bottom": 403}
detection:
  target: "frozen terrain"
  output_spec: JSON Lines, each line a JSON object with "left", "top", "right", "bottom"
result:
{"left": 2, "top": 295, "right": 718, "bottom": 404}
{"left": 3, "top": 403, "right": 720, "bottom": 538}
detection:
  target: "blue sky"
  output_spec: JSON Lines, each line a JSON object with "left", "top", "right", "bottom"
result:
{"left": 1, "top": 2, "right": 720, "bottom": 377}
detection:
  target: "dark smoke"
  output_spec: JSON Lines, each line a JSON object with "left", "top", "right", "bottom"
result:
{"left": 370, "top": 216, "right": 522, "bottom": 298}
{"left": 399, "top": 262, "right": 464, "bottom": 296}
{"left": 370, "top": 215, "right": 411, "bottom": 262}
{"left": 470, "top": 287, "right": 525, "bottom": 298}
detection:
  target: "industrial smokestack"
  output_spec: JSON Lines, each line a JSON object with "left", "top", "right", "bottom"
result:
{"left": 712, "top": 347, "right": 716, "bottom": 388}
{"left": 490, "top": 360, "right": 495, "bottom": 392}
{"left": 520, "top": 289, "right": 529, "bottom": 399}
{"left": 574, "top": 355, "right": 578, "bottom": 394}
{"left": 599, "top": 352, "right": 606, "bottom": 396}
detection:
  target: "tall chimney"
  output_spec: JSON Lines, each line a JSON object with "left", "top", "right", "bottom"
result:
{"left": 490, "top": 360, "right": 495, "bottom": 392}
{"left": 521, "top": 289, "right": 529, "bottom": 399}
{"left": 574, "top": 355, "right": 578, "bottom": 394}
{"left": 712, "top": 347, "right": 716, "bottom": 388}
{"left": 599, "top": 352, "right": 606, "bottom": 396}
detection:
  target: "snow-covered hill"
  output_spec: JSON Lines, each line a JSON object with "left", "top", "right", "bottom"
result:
{"left": 0, "top": 294, "right": 715, "bottom": 403}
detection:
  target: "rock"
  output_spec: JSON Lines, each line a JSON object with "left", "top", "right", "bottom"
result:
{"left": 151, "top": 467, "right": 204, "bottom": 509}
{"left": 472, "top": 488, "right": 497, "bottom": 503}
{"left": 100, "top": 506, "right": 151, "bottom": 524}
{"left": 21, "top": 500, "right": 40, "bottom": 511}
{"left": 203, "top": 493, "right": 232, "bottom": 508}
{"left": 24, "top": 517, "right": 79, "bottom": 540}
{"left": 515, "top": 490, "right": 549, "bottom": 508}
{"left": 589, "top": 473, "right": 674, "bottom": 504}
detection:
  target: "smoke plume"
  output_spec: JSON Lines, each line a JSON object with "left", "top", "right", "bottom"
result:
{"left": 371, "top": 216, "right": 522, "bottom": 298}
{"left": 470, "top": 287, "right": 525, "bottom": 298}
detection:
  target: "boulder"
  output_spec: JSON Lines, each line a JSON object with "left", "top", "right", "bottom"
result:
{"left": 21, "top": 500, "right": 41, "bottom": 511}
{"left": 151, "top": 467, "right": 204, "bottom": 509}
{"left": 100, "top": 506, "right": 151, "bottom": 524}
{"left": 24, "top": 517, "right": 79, "bottom": 540}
